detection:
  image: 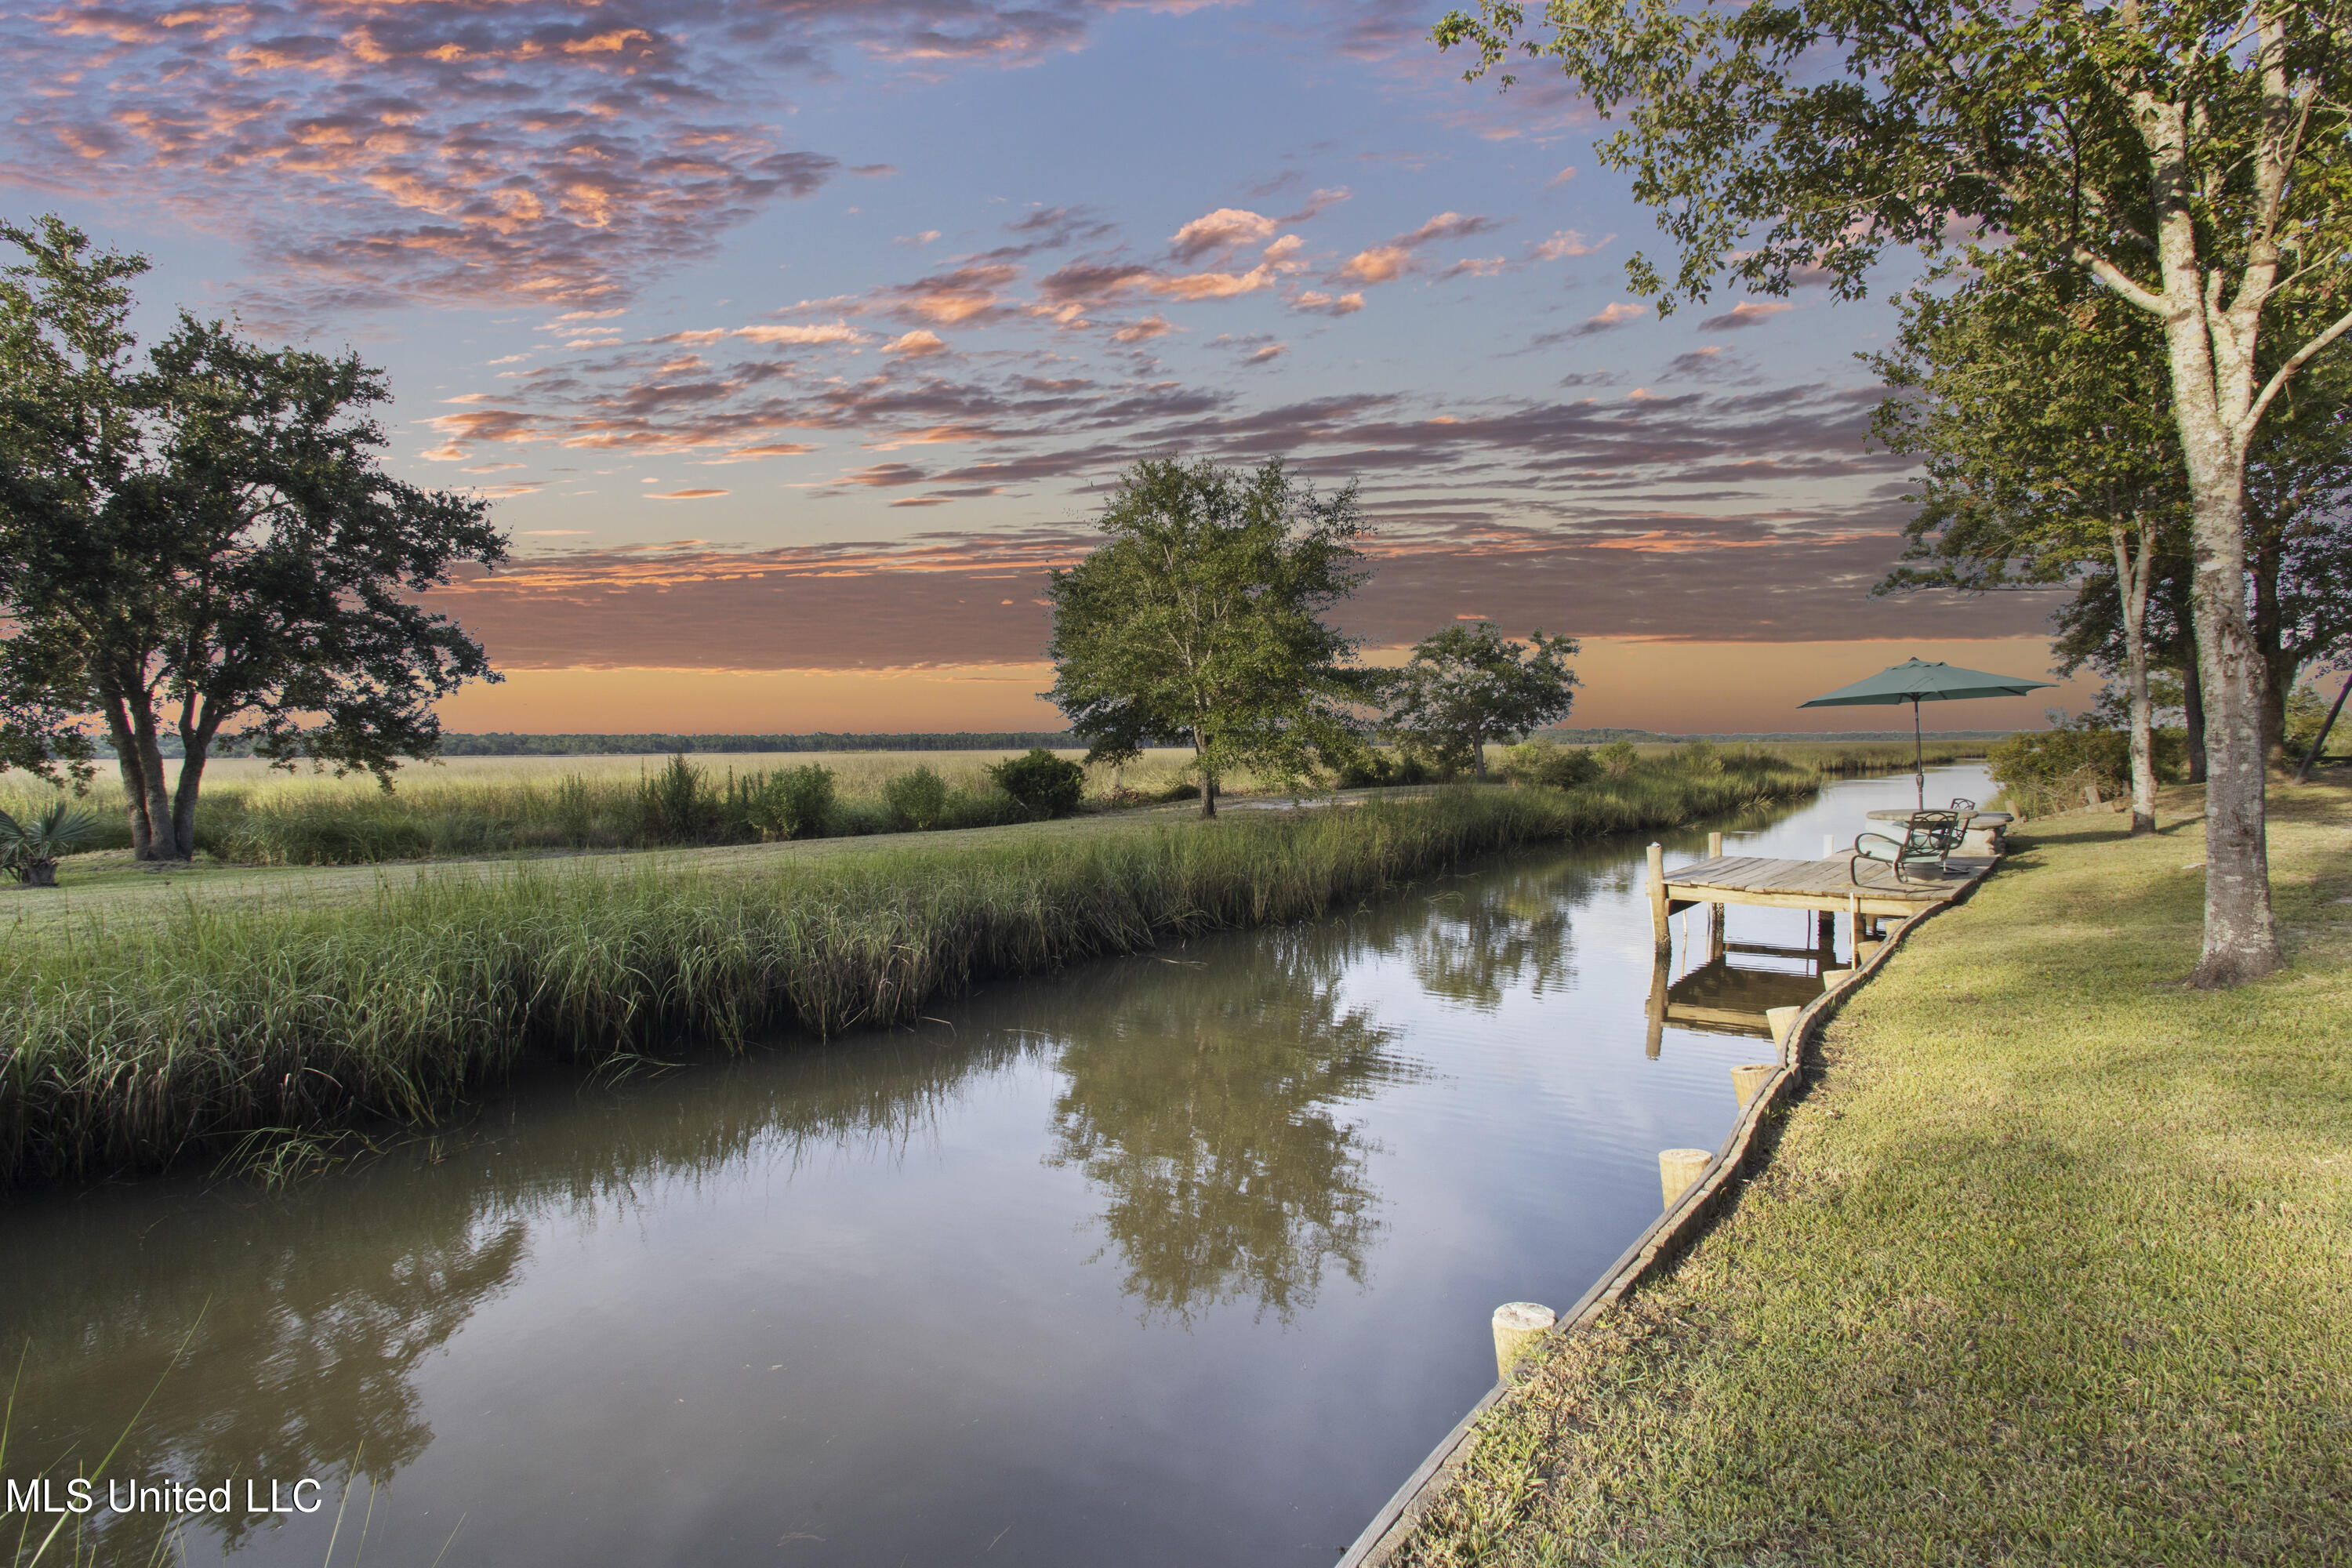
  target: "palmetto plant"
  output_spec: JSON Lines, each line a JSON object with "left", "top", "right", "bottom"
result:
{"left": 0, "top": 801, "right": 101, "bottom": 887}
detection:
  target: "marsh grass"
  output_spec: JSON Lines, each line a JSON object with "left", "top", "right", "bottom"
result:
{"left": 1392, "top": 772, "right": 2352, "bottom": 1566}
{"left": 0, "top": 757, "right": 1816, "bottom": 1188}
{"left": 0, "top": 750, "right": 1232, "bottom": 869}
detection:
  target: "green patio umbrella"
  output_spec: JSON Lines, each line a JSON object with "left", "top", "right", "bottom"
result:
{"left": 1798, "top": 658, "right": 2054, "bottom": 808}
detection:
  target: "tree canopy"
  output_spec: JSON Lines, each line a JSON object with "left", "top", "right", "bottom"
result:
{"left": 1044, "top": 456, "right": 1368, "bottom": 816}
{"left": 1381, "top": 621, "right": 1580, "bottom": 780}
{"left": 0, "top": 216, "right": 509, "bottom": 859}
{"left": 1870, "top": 249, "right": 2185, "bottom": 833}
{"left": 1435, "top": 0, "right": 2352, "bottom": 983}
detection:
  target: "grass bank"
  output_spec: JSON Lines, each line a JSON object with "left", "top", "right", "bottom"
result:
{"left": 0, "top": 758, "right": 1815, "bottom": 1190}
{"left": 1390, "top": 772, "right": 2352, "bottom": 1566}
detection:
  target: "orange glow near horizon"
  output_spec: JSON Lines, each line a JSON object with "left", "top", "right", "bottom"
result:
{"left": 430, "top": 637, "right": 2100, "bottom": 736}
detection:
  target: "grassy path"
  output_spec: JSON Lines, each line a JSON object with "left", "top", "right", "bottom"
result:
{"left": 1396, "top": 775, "right": 2352, "bottom": 1566}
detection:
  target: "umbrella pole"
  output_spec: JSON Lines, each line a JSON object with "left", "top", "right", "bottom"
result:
{"left": 1913, "top": 698, "right": 1924, "bottom": 809}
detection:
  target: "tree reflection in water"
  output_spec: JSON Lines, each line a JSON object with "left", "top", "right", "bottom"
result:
{"left": 1040, "top": 924, "right": 1421, "bottom": 1326}
{"left": 1402, "top": 859, "right": 1595, "bottom": 1011}
{"left": 0, "top": 1036, "right": 1025, "bottom": 1568}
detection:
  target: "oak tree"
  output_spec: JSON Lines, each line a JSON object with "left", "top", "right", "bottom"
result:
{"left": 0, "top": 217, "right": 508, "bottom": 860}
{"left": 1381, "top": 621, "right": 1580, "bottom": 781}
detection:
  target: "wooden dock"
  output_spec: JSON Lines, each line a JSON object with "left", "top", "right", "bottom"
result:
{"left": 1648, "top": 837, "right": 1993, "bottom": 951}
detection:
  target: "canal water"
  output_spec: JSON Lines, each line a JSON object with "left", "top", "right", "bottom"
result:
{"left": 2, "top": 767, "right": 1990, "bottom": 1567}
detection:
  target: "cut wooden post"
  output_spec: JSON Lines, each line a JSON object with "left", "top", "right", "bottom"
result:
{"left": 1766, "top": 1005, "right": 1801, "bottom": 1050}
{"left": 1659, "top": 1148, "right": 1711, "bottom": 1208}
{"left": 1707, "top": 830, "right": 1723, "bottom": 858}
{"left": 1707, "top": 900, "right": 1726, "bottom": 962}
{"left": 1816, "top": 909, "right": 1837, "bottom": 953}
{"left": 1854, "top": 938, "right": 1883, "bottom": 965}
{"left": 1647, "top": 841, "right": 1669, "bottom": 950}
{"left": 1731, "top": 1063, "right": 1777, "bottom": 1105}
{"left": 1492, "top": 1301, "right": 1555, "bottom": 1381}
{"left": 1822, "top": 967, "right": 1855, "bottom": 991}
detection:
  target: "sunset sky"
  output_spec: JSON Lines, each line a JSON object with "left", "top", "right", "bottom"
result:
{"left": 2, "top": 0, "right": 2095, "bottom": 734}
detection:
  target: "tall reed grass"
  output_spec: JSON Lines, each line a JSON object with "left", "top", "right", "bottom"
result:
{"left": 0, "top": 759, "right": 1817, "bottom": 1189}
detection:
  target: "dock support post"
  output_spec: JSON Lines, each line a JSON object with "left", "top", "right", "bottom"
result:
{"left": 1659, "top": 1149, "right": 1711, "bottom": 1208}
{"left": 1816, "top": 909, "right": 1837, "bottom": 960}
{"left": 1707, "top": 902, "right": 1726, "bottom": 962}
{"left": 1647, "top": 842, "right": 1669, "bottom": 951}
{"left": 1645, "top": 953, "right": 1668, "bottom": 1059}
{"left": 1492, "top": 1302, "right": 1555, "bottom": 1381}
{"left": 1731, "top": 1063, "right": 1777, "bottom": 1105}
{"left": 1707, "top": 830, "right": 1723, "bottom": 858}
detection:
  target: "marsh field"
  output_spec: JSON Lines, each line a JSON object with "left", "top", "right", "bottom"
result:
{"left": 0, "top": 738, "right": 1989, "bottom": 877}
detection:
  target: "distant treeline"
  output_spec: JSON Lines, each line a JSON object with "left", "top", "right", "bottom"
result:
{"left": 78, "top": 727, "right": 2011, "bottom": 761}
{"left": 434, "top": 731, "right": 1083, "bottom": 756}
{"left": 1535, "top": 728, "right": 2017, "bottom": 744}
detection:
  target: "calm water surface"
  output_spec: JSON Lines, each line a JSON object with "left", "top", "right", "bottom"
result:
{"left": 2, "top": 767, "right": 1990, "bottom": 1567}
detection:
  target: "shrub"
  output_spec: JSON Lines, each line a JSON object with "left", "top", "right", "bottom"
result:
{"left": 1596, "top": 740, "right": 1639, "bottom": 778}
{"left": 1987, "top": 723, "right": 2184, "bottom": 816}
{"left": 0, "top": 801, "right": 103, "bottom": 887}
{"left": 738, "top": 764, "right": 837, "bottom": 840}
{"left": 1500, "top": 738, "right": 1601, "bottom": 790}
{"left": 882, "top": 765, "right": 950, "bottom": 830}
{"left": 638, "top": 754, "right": 716, "bottom": 844}
{"left": 988, "top": 749, "right": 1087, "bottom": 819}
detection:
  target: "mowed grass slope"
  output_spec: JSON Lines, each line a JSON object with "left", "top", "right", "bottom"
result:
{"left": 1397, "top": 775, "right": 2352, "bottom": 1566}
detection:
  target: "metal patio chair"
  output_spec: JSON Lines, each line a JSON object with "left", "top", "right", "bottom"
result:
{"left": 1851, "top": 808, "right": 1965, "bottom": 885}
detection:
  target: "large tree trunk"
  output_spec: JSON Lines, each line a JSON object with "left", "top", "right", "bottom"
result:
{"left": 1472, "top": 733, "right": 1490, "bottom": 782}
{"left": 99, "top": 691, "right": 155, "bottom": 858}
{"left": 2128, "top": 88, "right": 2282, "bottom": 986}
{"left": 123, "top": 688, "right": 184, "bottom": 863}
{"left": 2181, "top": 447, "right": 2281, "bottom": 985}
{"left": 2112, "top": 514, "right": 2158, "bottom": 836}
{"left": 170, "top": 699, "right": 222, "bottom": 859}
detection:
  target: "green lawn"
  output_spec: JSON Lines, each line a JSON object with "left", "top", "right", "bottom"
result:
{"left": 1396, "top": 774, "right": 2352, "bottom": 1566}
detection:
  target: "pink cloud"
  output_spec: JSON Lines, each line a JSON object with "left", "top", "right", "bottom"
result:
{"left": 1338, "top": 211, "right": 1501, "bottom": 285}
{"left": 1578, "top": 302, "right": 1649, "bottom": 334}
{"left": 1531, "top": 230, "right": 1605, "bottom": 261}
{"left": 885, "top": 329, "right": 949, "bottom": 357}
{"left": 1697, "top": 300, "right": 1795, "bottom": 330}
{"left": 1169, "top": 207, "right": 1277, "bottom": 262}
{"left": 1290, "top": 289, "right": 1365, "bottom": 316}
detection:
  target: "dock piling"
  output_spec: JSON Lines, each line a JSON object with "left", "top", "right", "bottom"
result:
{"left": 1646, "top": 842, "right": 1669, "bottom": 950}
{"left": 1658, "top": 1149, "right": 1711, "bottom": 1209}
{"left": 1491, "top": 1302, "right": 1555, "bottom": 1381}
